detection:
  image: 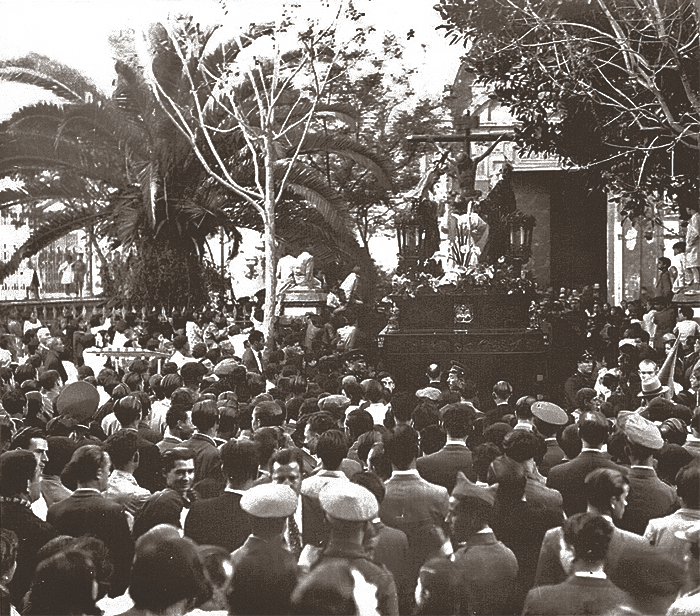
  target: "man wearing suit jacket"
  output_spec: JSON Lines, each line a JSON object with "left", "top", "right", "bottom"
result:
{"left": 417, "top": 402, "right": 477, "bottom": 491}
{"left": 0, "top": 451, "right": 57, "bottom": 605}
{"left": 483, "top": 380, "right": 514, "bottom": 428}
{"left": 47, "top": 449, "right": 134, "bottom": 598}
{"left": 241, "top": 330, "right": 265, "bottom": 374}
{"left": 524, "top": 513, "right": 634, "bottom": 616}
{"left": 547, "top": 410, "right": 626, "bottom": 516}
{"left": 185, "top": 439, "right": 257, "bottom": 551}
{"left": 535, "top": 468, "right": 647, "bottom": 591}
{"left": 531, "top": 401, "right": 569, "bottom": 477}
{"left": 181, "top": 400, "right": 222, "bottom": 485}
{"left": 617, "top": 412, "right": 679, "bottom": 535}
{"left": 380, "top": 425, "right": 449, "bottom": 610}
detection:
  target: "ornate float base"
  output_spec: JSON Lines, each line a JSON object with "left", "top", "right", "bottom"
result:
{"left": 280, "top": 289, "right": 327, "bottom": 318}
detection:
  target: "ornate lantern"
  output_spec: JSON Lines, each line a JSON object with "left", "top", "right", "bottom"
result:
{"left": 506, "top": 211, "right": 536, "bottom": 277}
{"left": 396, "top": 201, "right": 427, "bottom": 269}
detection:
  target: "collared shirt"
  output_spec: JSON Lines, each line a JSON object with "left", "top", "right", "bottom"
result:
{"left": 391, "top": 469, "right": 421, "bottom": 478}
{"left": 224, "top": 488, "right": 246, "bottom": 495}
{"left": 445, "top": 437, "right": 467, "bottom": 447}
{"left": 105, "top": 470, "right": 151, "bottom": 519}
{"left": 514, "top": 421, "right": 534, "bottom": 431}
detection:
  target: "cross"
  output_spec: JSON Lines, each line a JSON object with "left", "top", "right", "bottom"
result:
{"left": 407, "top": 113, "right": 514, "bottom": 201}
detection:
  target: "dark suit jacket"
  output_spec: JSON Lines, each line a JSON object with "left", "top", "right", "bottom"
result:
{"left": 133, "top": 488, "right": 189, "bottom": 539}
{"left": 46, "top": 489, "right": 134, "bottom": 597}
{"left": 43, "top": 350, "right": 68, "bottom": 384}
{"left": 483, "top": 402, "right": 513, "bottom": 427}
{"left": 1, "top": 500, "right": 57, "bottom": 605}
{"left": 523, "top": 575, "right": 633, "bottom": 615}
{"left": 453, "top": 531, "right": 519, "bottom": 616}
{"left": 416, "top": 443, "right": 475, "bottom": 492}
{"left": 182, "top": 433, "right": 222, "bottom": 485}
{"left": 184, "top": 490, "right": 250, "bottom": 551}
{"left": 535, "top": 524, "right": 647, "bottom": 590}
{"left": 380, "top": 472, "right": 449, "bottom": 601}
{"left": 117, "top": 429, "right": 163, "bottom": 493}
{"left": 547, "top": 450, "right": 626, "bottom": 516}
{"left": 241, "top": 347, "right": 262, "bottom": 374}
{"left": 619, "top": 466, "right": 679, "bottom": 535}
{"left": 372, "top": 522, "right": 410, "bottom": 613}
{"left": 538, "top": 439, "right": 566, "bottom": 477}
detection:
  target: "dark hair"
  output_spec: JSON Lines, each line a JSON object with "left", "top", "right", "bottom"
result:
{"left": 0, "top": 450, "right": 38, "bottom": 496}
{"left": 362, "top": 379, "right": 384, "bottom": 403}
{"left": 14, "top": 363, "right": 37, "bottom": 384}
{"left": 385, "top": 425, "right": 419, "bottom": 470}
{"left": 412, "top": 402, "right": 440, "bottom": 433}
{"left": 441, "top": 403, "right": 476, "bottom": 439}
{"left": 38, "top": 370, "right": 61, "bottom": 392}
{"left": 578, "top": 411, "right": 609, "bottom": 448}
{"left": 680, "top": 305, "right": 695, "bottom": 319}
{"left": 191, "top": 401, "right": 219, "bottom": 432}
{"left": 291, "top": 560, "right": 356, "bottom": 616}
{"left": 25, "top": 548, "right": 98, "bottom": 616}
{"left": 247, "top": 373, "right": 266, "bottom": 398}
{"left": 415, "top": 557, "right": 461, "bottom": 616}
{"left": 345, "top": 409, "right": 373, "bottom": 442}
{"left": 658, "top": 256, "right": 671, "bottom": 268}
{"left": 390, "top": 392, "right": 414, "bottom": 423}
{"left": 105, "top": 430, "right": 139, "bottom": 470}
{"left": 63, "top": 445, "right": 107, "bottom": 485}
{"left": 269, "top": 447, "right": 304, "bottom": 470}
{"left": 253, "top": 427, "right": 280, "bottom": 469}
{"left": 307, "top": 412, "right": 336, "bottom": 436}
{"left": 472, "top": 442, "right": 502, "bottom": 483}
{"left": 10, "top": 426, "right": 45, "bottom": 451}
{"left": 123, "top": 372, "right": 142, "bottom": 393}
{"left": 248, "top": 330, "right": 264, "bottom": 345}
{"left": 502, "top": 429, "right": 540, "bottom": 462}
{"left": 515, "top": 395, "right": 535, "bottom": 420}
{"left": 161, "top": 374, "right": 184, "bottom": 397}
{"left": 172, "top": 335, "right": 188, "bottom": 351}
{"left": 482, "top": 422, "right": 512, "bottom": 451}
{"left": 563, "top": 512, "right": 614, "bottom": 564}
{"left": 130, "top": 536, "right": 211, "bottom": 612}
{"left": 584, "top": 468, "right": 629, "bottom": 513}
{"left": 558, "top": 423, "right": 582, "bottom": 459}
{"left": 350, "top": 471, "right": 385, "bottom": 504}
{"left": 162, "top": 447, "right": 195, "bottom": 474}
{"left": 420, "top": 424, "right": 446, "bottom": 455}
{"left": 676, "top": 463, "right": 700, "bottom": 508}
{"left": 343, "top": 380, "right": 363, "bottom": 405}
{"left": 165, "top": 404, "right": 190, "bottom": 429}
{"left": 316, "top": 430, "right": 348, "bottom": 471}
{"left": 181, "top": 362, "right": 207, "bottom": 386}
{"left": 221, "top": 439, "right": 259, "bottom": 485}
{"left": 114, "top": 395, "right": 142, "bottom": 427}
{"left": 452, "top": 495, "right": 491, "bottom": 541}
{"left": 44, "top": 437, "right": 77, "bottom": 477}
{"left": 2, "top": 389, "right": 27, "bottom": 417}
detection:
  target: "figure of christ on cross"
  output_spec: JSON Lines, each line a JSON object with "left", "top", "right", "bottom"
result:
{"left": 407, "top": 114, "right": 513, "bottom": 271}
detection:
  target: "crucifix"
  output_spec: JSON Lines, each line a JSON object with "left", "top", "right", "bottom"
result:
{"left": 406, "top": 113, "right": 514, "bottom": 268}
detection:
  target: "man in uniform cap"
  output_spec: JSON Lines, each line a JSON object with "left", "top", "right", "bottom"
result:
{"left": 617, "top": 411, "right": 680, "bottom": 535}
{"left": 313, "top": 482, "right": 399, "bottom": 616}
{"left": 228, "top": 483, "right": 300, "bottom": 616}
{"left": 451, "top": 471, "right": 518, "bottom": 616}
{"left": 531, "top": 401, "right": 568, "bottom": 476}
{"left": 564, "top": 351, "right": 595, "bottom": 411}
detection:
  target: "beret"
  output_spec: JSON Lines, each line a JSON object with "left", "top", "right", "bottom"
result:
{"left": 415, "top": 387, "right": 441, "bottom": 401}
{"left": 452, "top": 471, "right": 495, "bottom": 506}
{"left": 317, "top": 395, "right": 351, "bottom": 413}
{"left": 531, "top": 401, "right": 568, "bottom": 426}
{"left": 319, "top": 481, "right": 378, "bottom": 522}
{"left": 240, "top": 483, "right": 298, "bottom": 518}
{"left": 618, "top": 411, "right": 664, "bottom": 449}
{"left": 214, "top": 358, "right": 239, "bottom": 377}
{"left": 56, "top": 381, "right": 100, "bottom": 421}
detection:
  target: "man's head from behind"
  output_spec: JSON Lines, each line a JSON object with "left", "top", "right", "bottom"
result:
{"left": 584, "top": 468, "right": 630, "bottom": 520}
{"left": 577, "top": 411, "right": 609, "bottom": 449}
{"left": 104, "top": 430, "right": 139, "bottom": 472}
{"left": 221, "top": 439, "right": 259, "bottom": 488}
{"left": 384, "top": 425, "right": 419, "bottom": 471}
{"left": 0, "top": 450, "right": 39, "bottom": 500}
{"left": 440, "top": 403, "right": 476, "bottom": 440}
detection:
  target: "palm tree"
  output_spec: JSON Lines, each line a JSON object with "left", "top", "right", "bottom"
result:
{"left": 0, "top": 20, "right": 391, "bottom": 312}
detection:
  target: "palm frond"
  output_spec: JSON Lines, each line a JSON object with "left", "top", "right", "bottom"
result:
{"left": 289, "top": 133, "right": 393, "bottom": 190}
{"left": 0, "top": 68, "right": 84, "bottom": 103}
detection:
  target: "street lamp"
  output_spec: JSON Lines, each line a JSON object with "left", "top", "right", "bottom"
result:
{"left": 396, "top": 200, "right": 427, "bottom": 271}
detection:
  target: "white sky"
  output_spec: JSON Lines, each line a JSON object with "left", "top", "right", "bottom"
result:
{"left": 0, "top": 0, "right": 462, "bottom": 118}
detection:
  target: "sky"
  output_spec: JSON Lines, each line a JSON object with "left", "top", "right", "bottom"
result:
{"left": 0, "top": 0, "right": 463, "bottom": 118}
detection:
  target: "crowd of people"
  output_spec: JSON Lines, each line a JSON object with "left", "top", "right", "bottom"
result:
{"left": 0, "top": 286, "right": 698, "bottom": 616}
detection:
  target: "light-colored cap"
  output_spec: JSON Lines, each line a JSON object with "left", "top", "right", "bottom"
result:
{"left": 319, "top": 482, "right": 378, "bottom": 522}
{"left": 240, "top": 483, "right": 298, "bottom": 518}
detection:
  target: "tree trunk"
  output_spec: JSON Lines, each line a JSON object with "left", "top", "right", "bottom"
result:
{"left": 262, "top": 129, "right": 278, "bottom": 344}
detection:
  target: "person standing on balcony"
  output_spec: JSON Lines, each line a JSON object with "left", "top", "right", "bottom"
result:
{"left": 58, "top": 253, "right": 74, "bottom": 296}
{"left": 72, "top": 253, "right": 87, "bottom": 297}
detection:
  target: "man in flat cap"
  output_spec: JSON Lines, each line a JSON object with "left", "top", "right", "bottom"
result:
{"left": 564, "top": 351, "right": 595, "bottom": 411}
{"left": 417, "top": 403, "right": 476, "bottom": 492}
{"left": 312, "top": 482, "right": 399, "bottom": 616}
{"left": 548, "top": 411, "right": 626, "bottom": 516}
{"left": 451, "top": 471, "right": 518, "bottom": 616}
{"left": 531, "top": 401, "right": 569, "bottom": 477}
{"left": 228, "top": 483, "right": 300, "bottom": 616}
{"left": 617, "top": 412, "right": 679, "bottom": 535}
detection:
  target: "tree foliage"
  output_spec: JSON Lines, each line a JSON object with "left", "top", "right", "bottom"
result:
{"left": 435, "top": 0, "right": 699, "bottom": 218}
